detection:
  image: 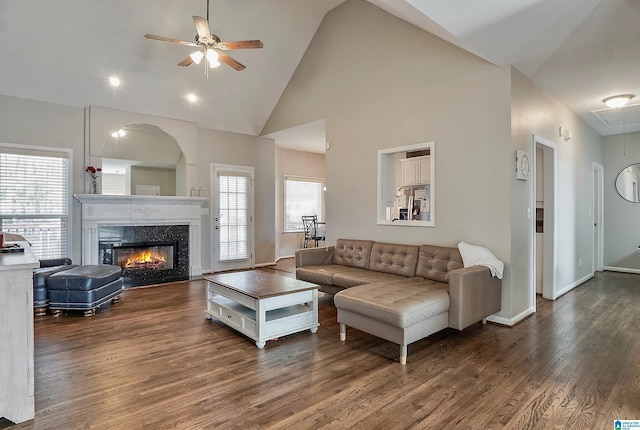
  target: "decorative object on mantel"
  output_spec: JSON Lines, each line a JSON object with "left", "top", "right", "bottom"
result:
{"left": 191, "top": 186, "right": 207, "bottom": 197}
{"left": 85, "top": 165, "right": 102, "bottom": 194}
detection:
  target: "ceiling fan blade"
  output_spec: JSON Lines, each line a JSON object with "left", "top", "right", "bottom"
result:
{"left": 193, "top": 16, "right": 212, "bottom": 42}
{"left": 178, "top": 55, "right": 194, "bottom": 67}
{"left": 218, "top": 52, "right": 246, "bottom": 71}
{"left": 145, "top": 34, "right": 198, "bottom": 47}
{"left": 217, "top": 40, "right": 263, "bottom": 50}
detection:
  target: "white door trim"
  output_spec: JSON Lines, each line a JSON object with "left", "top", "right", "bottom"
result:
{"left": 532, "top": 135, "right": 557, "bottom": 302}
{"left": 592, "top": 162, "right": 604, "bottom": 272}
{"left": 210, "top": 163, "right": 255, "bottom": 272}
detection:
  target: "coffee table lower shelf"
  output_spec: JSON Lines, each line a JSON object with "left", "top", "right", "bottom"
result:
{"left": 204, "top": 280, "right": 319, "bottom": 348}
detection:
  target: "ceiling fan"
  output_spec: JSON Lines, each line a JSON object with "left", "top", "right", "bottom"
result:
{"left": 144, "top": 1, "right": 263, "bottom": 71}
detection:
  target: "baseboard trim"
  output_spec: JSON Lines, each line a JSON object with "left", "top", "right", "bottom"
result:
{"left": 604, "top": 266, "right": 640, "bottom": 275}
{"left": 486, "top": 306, "right": 535, "bottom": 327}
{"left": 554, "top": 273, "right": 594, "bottom": 299}
{"left": 254, "top": 261, "right": 277, "bottom": 268}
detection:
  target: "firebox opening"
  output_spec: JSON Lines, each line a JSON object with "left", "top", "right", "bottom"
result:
{"left": 112, "top": 242, "right": 176, "bottom": 271}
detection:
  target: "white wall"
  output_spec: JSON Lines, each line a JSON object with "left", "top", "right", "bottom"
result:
{"left": 603, "top": 131, "right": 640, "bottom": 269}
{"left": 275, "top": 146, "right": 326, "bottom": 259}
{"left": 0, "top": 94, "right": 85, "bottom": 263}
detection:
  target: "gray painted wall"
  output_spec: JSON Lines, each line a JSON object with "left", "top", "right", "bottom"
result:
{"left": 0, "top": 94, "right": 85, "bottom": 264}
{"left": 275, "top": 146, "right": 325, "bottom": 259}
{"left": 263, "top": 0, "right": 514, "bottom": 317}
{"left": 603, "top": 131, "right": 640, "bottom": 269}
{"left": 263, "top": 0, "right": 605, "bottom": 323}
{"left": 0, "top": 94, "right": 276, "bottom": 270}
{"left": 197, "top": 127, "right": 276, "bottom": 270}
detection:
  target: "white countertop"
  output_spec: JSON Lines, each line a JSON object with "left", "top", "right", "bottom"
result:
{"left": 0, "top": 241, "right": 39, "bottom": 271}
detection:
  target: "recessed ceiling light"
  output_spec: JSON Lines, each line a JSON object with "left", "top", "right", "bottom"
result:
{"left": 187, "top": 93, "right": 198, "bottom": 103}
{"left": 108, "top": 76, "right": 121, "bottom": 87}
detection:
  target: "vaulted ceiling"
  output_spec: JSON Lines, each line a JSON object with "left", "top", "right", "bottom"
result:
{"left": 1, "top": 0, "right": 638, "bottom": 153}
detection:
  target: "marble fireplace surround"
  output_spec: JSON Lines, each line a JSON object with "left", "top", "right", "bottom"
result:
{"left": 74, "top": 194, "right": 207, "bottom": 279}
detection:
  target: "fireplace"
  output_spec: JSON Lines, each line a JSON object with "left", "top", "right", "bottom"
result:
{"left": 99, "top": 225, "right": 189, "bottom": 287}
{"left": 75, "top": 194, "right": 206, "bottom": 282}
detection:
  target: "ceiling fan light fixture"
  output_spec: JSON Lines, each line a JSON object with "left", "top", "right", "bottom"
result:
{"left": 190, "top": 50, "right": 204, "bottom": 65}
{"left": 603, "top": 94, "right": 634, "bottom": 108}
{"left": 206, "top": 49, "right": 220, "bottom": 68}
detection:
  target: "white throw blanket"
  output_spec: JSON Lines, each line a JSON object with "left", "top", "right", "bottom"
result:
{"left": 458, "top": 241, "right": 504, "bottom": 279}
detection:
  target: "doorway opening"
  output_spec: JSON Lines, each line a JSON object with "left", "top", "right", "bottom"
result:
{"left": 533, "top": 135, "right": 557, "bottom": 304}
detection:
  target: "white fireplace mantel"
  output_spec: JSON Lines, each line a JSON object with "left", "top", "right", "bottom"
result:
{"left": 74, "top": 194, "right": 207, "bottom": 278}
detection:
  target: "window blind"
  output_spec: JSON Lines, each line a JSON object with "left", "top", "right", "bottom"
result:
{"left": 218, "top": 172, "right": 249, "bottom": 261}
{"left": 284, "top": 176, "right": 324, "bottom": 233}
{"left": 0, "top": 150, "right": 69, "bottom": 259}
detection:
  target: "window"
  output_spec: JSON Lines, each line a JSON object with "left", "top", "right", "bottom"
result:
{"left": 217, "top": 172, "right": 249, "bottom": 261}
{"left": 0, "top": 146, "right": 70, "bottom": 259}
{"left": 284, "top": 176, "right": 324, "bottom": 233}
{"left": 377, "top": 141, "right": 435, "bottom": 227}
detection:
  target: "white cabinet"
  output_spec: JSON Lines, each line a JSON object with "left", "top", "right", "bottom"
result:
{"left": 0, "top": 242, "right": 39, "bottom": 424}
{"left": 401, "top": 156, "right": 430, "bottom": 186}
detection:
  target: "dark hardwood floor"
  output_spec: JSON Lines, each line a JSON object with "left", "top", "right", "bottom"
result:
{"left": 2, "top": 262, "right": 639, "bottom": 429}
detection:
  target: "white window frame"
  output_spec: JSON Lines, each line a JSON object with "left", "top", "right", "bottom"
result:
{"left": 0, "top": 142, "right": 73, "bottom": 259}
{"left": 284, "top": 175, "right": 325, "bottom": 233}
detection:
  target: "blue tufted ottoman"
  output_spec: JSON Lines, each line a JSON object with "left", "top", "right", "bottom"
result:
{"left": 33, "top": 262, "right": 79, "bottom": 316}
{"left": 47, "top": 265, "right": 123, "bottom": 317}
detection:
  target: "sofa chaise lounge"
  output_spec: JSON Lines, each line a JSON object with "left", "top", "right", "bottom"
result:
{"left": 295, "top": 239, "right": 502, "bottom": 364}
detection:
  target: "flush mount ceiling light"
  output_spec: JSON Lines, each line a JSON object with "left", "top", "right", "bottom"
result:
{"left": 603, "top": 94, "right": 634, "bottom": 108}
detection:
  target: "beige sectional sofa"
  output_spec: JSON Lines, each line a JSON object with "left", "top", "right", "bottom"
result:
{"left": 295, "top": 239, "right": 502, "bottom": 364}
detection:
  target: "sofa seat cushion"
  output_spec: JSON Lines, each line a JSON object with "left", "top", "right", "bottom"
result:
{"left": 296, "top": 264, "right": 353, "bottom": 286}
{"left": 333, "top": 270, "right": 415, "bottom": 288}
{"left": 334, "top": 280, "right": 450, "bottom": 328}
{"left": 47, "top": 265, "right": 122, "bottom": 291}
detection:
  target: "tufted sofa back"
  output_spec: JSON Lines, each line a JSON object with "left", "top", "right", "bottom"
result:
{"left": 369, "top": 242, "right": 419, "bottom": 277}
{"left": 333, "top": 239, "right": 375, "bottom": 269}
{"left": 415, "top": 245, "right": 464, "bottom": 283}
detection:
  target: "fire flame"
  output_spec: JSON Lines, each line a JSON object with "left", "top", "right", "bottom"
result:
{"left": 124, "top": 250, "right": 166, "bottom": 269}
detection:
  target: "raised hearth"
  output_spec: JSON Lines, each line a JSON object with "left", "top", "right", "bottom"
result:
{"left": 75, "top": 194, "right": 207, "bottom": 284}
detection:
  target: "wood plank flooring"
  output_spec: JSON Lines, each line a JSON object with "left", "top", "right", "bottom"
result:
{"left": 2, "top": 262, "right": 639, "bottom": 429}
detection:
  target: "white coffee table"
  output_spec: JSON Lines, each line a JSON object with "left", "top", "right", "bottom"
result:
{"left": 204, "top": 271, "right": 319, "bottom": 348}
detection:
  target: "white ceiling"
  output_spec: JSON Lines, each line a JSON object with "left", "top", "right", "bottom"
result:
{"left": 0, "top": 0, "right": 638, "bottom": 154}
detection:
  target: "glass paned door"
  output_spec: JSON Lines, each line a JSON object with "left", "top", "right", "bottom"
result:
{"left": 211, "top": 165, "right": 254, "bottom": 272}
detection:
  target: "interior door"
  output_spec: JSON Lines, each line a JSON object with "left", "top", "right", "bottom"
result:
{"left": 211, "top": 164, "right": 254, "bottom": 272}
